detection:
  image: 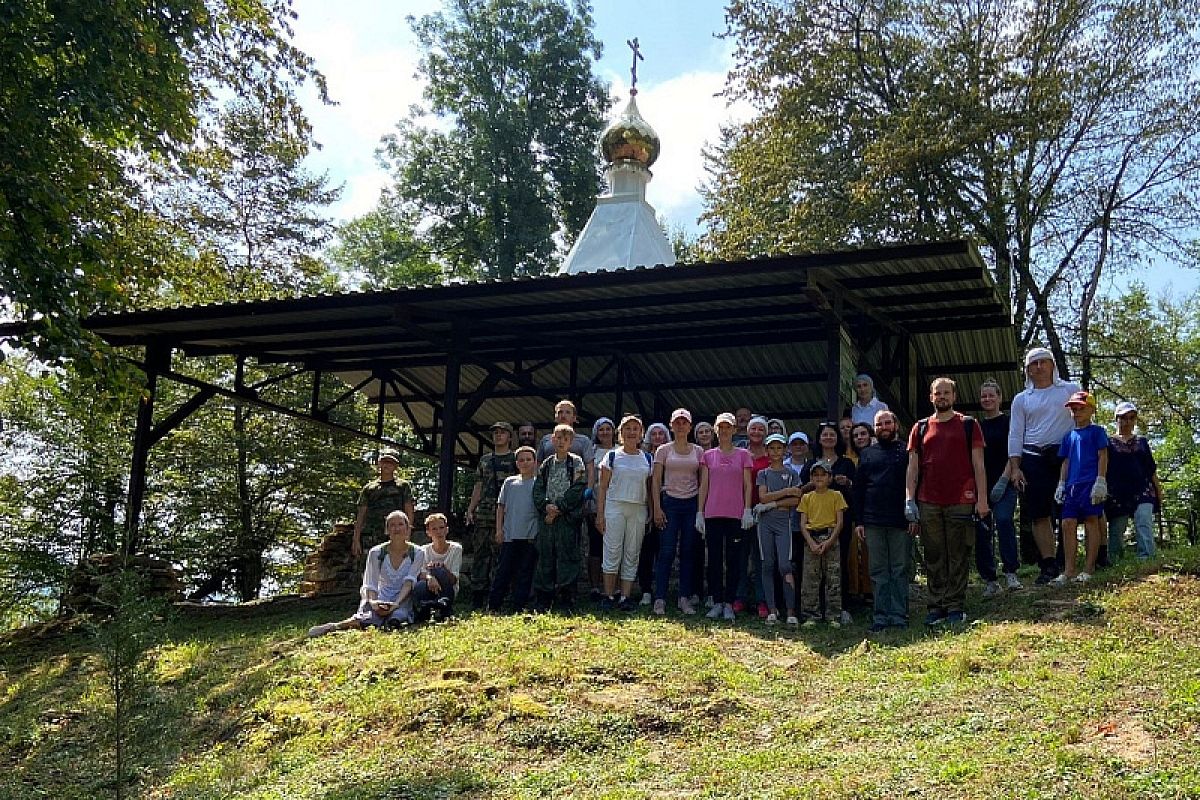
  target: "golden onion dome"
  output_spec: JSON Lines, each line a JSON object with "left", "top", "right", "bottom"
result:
{"left": 600, "top": 93, "right": 660, "bottom": 168}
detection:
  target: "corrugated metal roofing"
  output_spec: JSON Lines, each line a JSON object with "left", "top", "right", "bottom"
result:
{"left": 84, "top": 240, "right": 1023, "bottom": 460}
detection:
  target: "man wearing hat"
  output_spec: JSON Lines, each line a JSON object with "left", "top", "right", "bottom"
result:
{"left": 465, "top": 421, "right": 519, "bottom": 607}
{"left": 1007, "top": 347, "right": 1081, "bottom": 584}
{"left": 353, "top": 448, "right": 416, "bottom": 558}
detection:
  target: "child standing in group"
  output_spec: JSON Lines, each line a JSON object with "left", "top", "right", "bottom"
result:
{"left": 1053, "top": 391, "right": 1109, "bottom": 584}
{"left": 754, "top": 433, "right": 803, "bottom": 625}
{"left": 798, "top": 461, "right": 849, "bottom": 626}
{"left": 489, "top": 447, "right": 540, "bottom": 613}
{"left": 532, "top": 424, "right": 588, "bottom": 611}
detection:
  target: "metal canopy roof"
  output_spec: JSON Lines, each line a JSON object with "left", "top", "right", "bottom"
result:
{"left": 84, "top": 239, "right": 1022, "bottom": 468}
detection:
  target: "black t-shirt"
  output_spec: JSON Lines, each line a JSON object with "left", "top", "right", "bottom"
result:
{"left": 978, "top": 414, "right": 1010, "bottom": 487}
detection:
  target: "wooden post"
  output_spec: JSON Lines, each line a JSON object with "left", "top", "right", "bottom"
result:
{"left": 124, "top": 345, "right": 170, "bottom": 557}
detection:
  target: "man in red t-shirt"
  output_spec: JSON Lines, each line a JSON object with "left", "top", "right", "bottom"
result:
{"left": 905, "top": 377, "right": 989, "bottom": 626}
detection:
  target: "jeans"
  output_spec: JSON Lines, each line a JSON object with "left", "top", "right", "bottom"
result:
{"left": 655, "top": 494, "right": 699, "bottom": 600}
{"left": 976, "top": 484, "right": 1019, "bottom": 581}
{"left": 866, "top": 525, "right": 910, "bottom": 626}
{"left": 705, "top": 517, "right": 746, "bottom": 604}
{"left": 413, "top": 565, "right": 457, "bottom": 618}
{"left": 1109, "top": 502, "right": 1156, "bottom": 560}
{"left": 488, "top": 539, "right": 537, "bottom": 612}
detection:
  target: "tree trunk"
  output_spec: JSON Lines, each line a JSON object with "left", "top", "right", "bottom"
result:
{"left": 233, "top": 404, "right": 260, "bottom": 601}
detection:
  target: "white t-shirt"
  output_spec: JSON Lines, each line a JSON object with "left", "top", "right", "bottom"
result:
{"left": 601, "top": 448, "right": 652, "bottom": 504}
{"left": 1008, "top": 381, "right": 1081, "bottom": 456}
{"left": 421, "top": 540, "right": 463, "bottom": 579}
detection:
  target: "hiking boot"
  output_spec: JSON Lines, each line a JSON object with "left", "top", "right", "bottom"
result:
{"left": 982, "top": 581, "right": 1001, "bottom": 598}
{"left": 1004, "top": 572, "right": 1023, "bottom": 590}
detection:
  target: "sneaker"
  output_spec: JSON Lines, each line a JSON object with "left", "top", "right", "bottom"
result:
{"left": 786, "top": 616, "right": 800, "bottom": 626}
{"left": 1049, "top": 574, "right": 1068, "bottom": 587}
{"left": 598, "top": 595, "right": 615, "bottom": 612}
{"left": 731, "top": 599, "right": 747, "bottom": 615}
{"left": 678, "top": 596, "right": 696, "bottom": 616}
{"left": 1074, "top": 572, "right": 1092, "bottom": 583}
{"left": 765, "top": 612, "right": 778, "bottom": 625}
{"left": 307, "top": 622, "right": 337, "bottom": 638}
{"left": 946, "top": 611, "right": 967, "bottom": 625}
{"left": 1035, "top": 570, "right": 1057, "bottom": 585}
{"left": 704, "top": 595, "right": 715, "bottom": 609}
{"left": 653, "top": 599, "right": 667, "bottom": 616}
{"left": 640, "top": 592, "right": 652, "bottom": 606}
{"left": 689, "top": 594, "right": 701, "bottom": 608}
{"left": 705, "top": 603, "right": 723, "bottom": 619}
{"left": 1004, "top": 572, "right": 1023, "bottom": 590}
{"left": 802, "top": 618, "right": 817, "bottom": 628}
{"left": 982, "top": 581, "right": 1001, "bottom": 598}
{"left": 924, "top": 610, "right": 947, "bottom": 627}
{"left": 840, "top": 610, "right": 852, "bottom": 625}
{"left": 722, "top": 603, "right": 735, "bottom": 621}
{"left": 757, "top": 602, "right": 770, "bottom": 620}
{"left": 617, "top": 595, "right": 636, "bottom": 612}
{"left": 870, "top": 622, "right": 888, "bottom": 633}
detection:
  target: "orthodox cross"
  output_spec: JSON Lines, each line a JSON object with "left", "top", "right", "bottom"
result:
{"left": 627, "top": 37, "right": 644, "bottom": 96}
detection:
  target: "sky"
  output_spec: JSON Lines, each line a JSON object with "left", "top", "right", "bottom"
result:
{"left": 286, "top": 0, "right": 1198, "bottom": 296}
{"left": 288, "top": 0, "right": 743, "bottom": 237}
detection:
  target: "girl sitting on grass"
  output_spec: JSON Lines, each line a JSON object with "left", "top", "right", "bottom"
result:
{"left": 308, "top": 510, "right": 425, "bottom": 638}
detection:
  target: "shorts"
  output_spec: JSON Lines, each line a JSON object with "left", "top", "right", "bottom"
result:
{"left": 1021, "top": 449, "right": 1062, "bottom": 520}
{"left": 1061, "top": 483, "right": 1103, "bottom": 521}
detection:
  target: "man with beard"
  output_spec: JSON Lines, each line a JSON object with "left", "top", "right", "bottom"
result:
{"left": 1007, "top": 348, "right": 1081, "bottom": 584}
{"left": 854, "top": 410, "right": 912, "bottom": 631}
{"left": 906, "top": 378, "right": 989, "bottom": 626}
{"left": 516, "top": 421, "right": 538, "bottom": 450}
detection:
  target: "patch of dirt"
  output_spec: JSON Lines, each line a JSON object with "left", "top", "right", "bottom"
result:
{"left": 582, "top": 682, "right": 656, "bottom": 711}
{"left": 1085, "top": 716, "right": 1159, "bottom": 764}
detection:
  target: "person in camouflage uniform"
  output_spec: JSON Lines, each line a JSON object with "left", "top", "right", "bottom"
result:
{"left": 532, "top": 424, "right": 588, "bottom": 612}
{"left": 465, "top": 422, "right": 518, "bottom": 606}
{"left": 353, "top": 449, "right": 416, "bottom": 558}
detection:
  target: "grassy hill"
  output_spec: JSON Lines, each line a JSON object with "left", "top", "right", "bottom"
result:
{"left": 3, "top": 549, "right": 1200, "bottom": 799}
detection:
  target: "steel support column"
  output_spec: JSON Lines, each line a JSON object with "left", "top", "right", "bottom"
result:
{"left": 124, "top": 344, "right": 170, "bottom": 557}
{"left": 437, "top": 332, "right": 463, "bottom": 512}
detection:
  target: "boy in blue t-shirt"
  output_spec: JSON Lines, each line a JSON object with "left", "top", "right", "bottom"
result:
{"left": 1054, "top": 391, "right": 1109, "bottom": 584}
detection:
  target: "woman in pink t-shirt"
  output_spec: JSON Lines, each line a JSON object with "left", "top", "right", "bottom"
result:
{"left": 697, "top": 412, "right": 754, "bottom": 621}
{"left": 651, "top": 408, "right": 704, "bottom": 615}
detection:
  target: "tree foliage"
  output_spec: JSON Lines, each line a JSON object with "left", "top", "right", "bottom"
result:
{"left": 1088, "top": 284, "right": 1200, "bottom": 522}
{"left": 704, "top": 0, "right": 1200, "bottom": 373}
{"left": 0, "top": 0, "right": 326, "bottom": 358}
{"left": 366, "top": 0, "right": 609, "bottom": 280}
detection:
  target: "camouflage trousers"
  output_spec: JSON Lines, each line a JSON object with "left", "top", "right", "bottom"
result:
{"left": 800, "top": 530, "right": 842, "bottom": 621}
{"left": 468, "top": 513, "right": 500, "bottom": 598}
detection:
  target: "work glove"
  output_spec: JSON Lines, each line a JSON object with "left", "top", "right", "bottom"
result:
{"left": 989, "top": 475, "right": 1010, "bottom": 505}
{"left": 1054, "top": 482, "right": 1066, "bottom": 504}
{"left": 694, "top": 512, "right": 706, "bottom": 535}
{"left": 740, "top": 509, "right": 755, "bottom": 529}
{"left": 752, "top": 502, "right": 777, "bottom": 516}
{"left": 1090, "top": 476, "right": 1108, "bottom": 505}
{"left": 904, "top": 499, "right": 920, "bottom": 523}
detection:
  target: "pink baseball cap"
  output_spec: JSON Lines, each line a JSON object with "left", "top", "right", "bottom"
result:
{"left": 670, "top": 408, "right": 692, "bottom": 423}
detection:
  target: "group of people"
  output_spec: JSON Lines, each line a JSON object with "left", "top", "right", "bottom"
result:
{"left": 310, "top": 350, "right": 1162, "bottom": 637}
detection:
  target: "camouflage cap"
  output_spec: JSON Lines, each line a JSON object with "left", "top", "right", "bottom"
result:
{"left": 491, "top": 421, "right": 515, "bottom": 434}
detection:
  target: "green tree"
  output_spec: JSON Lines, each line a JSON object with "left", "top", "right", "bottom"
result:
{"left": 329, "top": 197, "right": 444, "bottom": 290}
{"left": 0, "top": 0, "right": 326, "bottom": 359}
{"left": 371, "top": 0, "right": 609, "bottom": 280}
{"left": 704, "top": 0, "right": 1200, "bottom": 373}
{"left": 1088, "top": 284, "right": 1200, "bottom": 524}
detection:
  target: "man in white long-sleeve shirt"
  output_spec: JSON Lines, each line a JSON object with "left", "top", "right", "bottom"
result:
{"left": 1007, "top": 347, "right": 1081, "bottom": 584}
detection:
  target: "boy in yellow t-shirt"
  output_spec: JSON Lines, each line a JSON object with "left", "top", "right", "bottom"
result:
{"left": 798, "top": 461, "right": 849, "bottom": 626}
